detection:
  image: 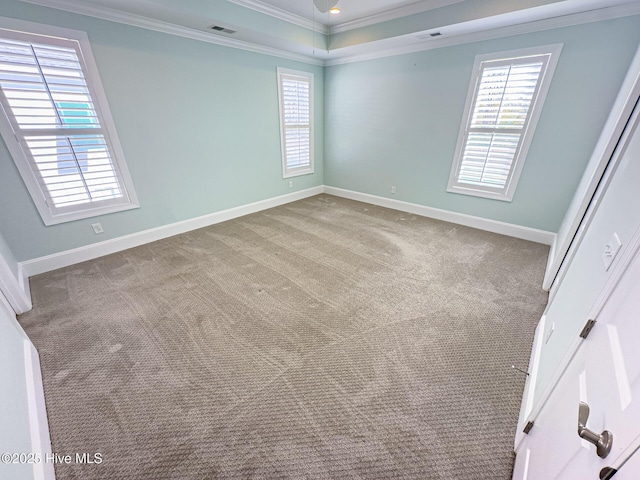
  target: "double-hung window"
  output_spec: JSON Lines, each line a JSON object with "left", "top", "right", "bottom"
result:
{"left": 0, "top": 18, "right": 138, "bottom": 225}
{"left": 448, "top": 45, "right": 562, "bottom": 201}
{"left": 277, "top": 68, "right": 314, "bottom": 178}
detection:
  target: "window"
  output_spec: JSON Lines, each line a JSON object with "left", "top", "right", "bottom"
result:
{"left": 448, "top": 45, "right": 562, "bottom": 201}
{"left": 0, "top": 18, "right": 138, "bottom": 225}
{"left": 277, "top": 68, "right": 313, "bottom": 178}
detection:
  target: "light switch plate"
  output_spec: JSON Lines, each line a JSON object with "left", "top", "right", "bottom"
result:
{"left": 602, "top": 232, "right": 621, "bottom": 271}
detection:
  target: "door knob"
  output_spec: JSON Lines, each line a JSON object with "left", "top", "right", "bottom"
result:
{"left": 578, "top": 401, "right": 613, "bottom": 459}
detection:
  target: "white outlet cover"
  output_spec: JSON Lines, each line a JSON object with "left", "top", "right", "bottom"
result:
{"left": 602, "top": 232, "right": 622, "bottom": 271}
{"left": 545, "top": 322, "right": 555, "bottom": 344}
{"left": 91, "top": 223, "right": 104, "bottom": 234}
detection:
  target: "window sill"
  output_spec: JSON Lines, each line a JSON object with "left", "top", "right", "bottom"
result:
{"left": 43, "top": 201, "right": 140, "bottom": 226}
{"left": 447, "top": 185, "right": 513, "bottom": 202}
{"left": 283, "top": 168, "right": 314, "bottom": 179}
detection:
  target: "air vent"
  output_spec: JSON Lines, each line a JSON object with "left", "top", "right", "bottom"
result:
{"left": 416, "top": 31, "right": 443, "bottom": 40}
{"left": 209, "top": 25, "right": 237, "bottom": 34}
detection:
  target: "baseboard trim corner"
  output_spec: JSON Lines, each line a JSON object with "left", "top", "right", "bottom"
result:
{"left": 0, "top": 256, "right": 32, "bottom": 314}
{"left": 20, "top": 186, "right": 323, "bottom": 277}
{"left": 323, "top": 186, "right": 556, "bottom": 245}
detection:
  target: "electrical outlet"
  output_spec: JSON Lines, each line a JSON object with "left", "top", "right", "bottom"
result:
{"left": 288, "top": 180, "right": 293, "bottom": 189}
{"left": 91, "top": 223, "right": 104, "bottom": 234}
{"left": 602, "top": 232, "right": 621, "bottom": 271}
{"left": 391, "top": 186, "right": 396, "bottom": 194}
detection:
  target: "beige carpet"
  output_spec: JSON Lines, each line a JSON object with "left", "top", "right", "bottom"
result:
{"left": 19, "top": 194, "right": 548, "bottom": 479}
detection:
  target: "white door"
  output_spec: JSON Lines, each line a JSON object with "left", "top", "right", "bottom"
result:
{"left": 614, "top": 442, "right": 640, "bottom": 479}
{"left": 514, "top": 242, "right": 640, "bottom": 479}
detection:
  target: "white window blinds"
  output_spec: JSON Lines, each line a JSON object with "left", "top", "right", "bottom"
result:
{"left": 448, "top": 45, "right": 561, "bottom": 201}
{"left": 0, "top": 22, "right": 138, "bottom": 225}
{"left": 277, "top": 68, "right": 313, "bottom": 178}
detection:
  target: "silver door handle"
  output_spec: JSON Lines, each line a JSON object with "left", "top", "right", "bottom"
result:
{"left": 578, "top": 401, "right": 613, "bottom": 459}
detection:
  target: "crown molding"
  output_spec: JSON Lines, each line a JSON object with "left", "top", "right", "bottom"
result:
{"left": 227, "top": 0, "right": 329, "bottom": 34}
{"left": 18, "top": 0, "right": 324, "bottom": 65}
{"left": 326, "top": 2, "right": 640, "bottom": 66}
{"left": 329, "top": 0, "right": 466, "bottom": 34}
{"left": 16, "top": 0, "right": 640, "bottom": 68}
{"left": 227, "top": 0, "right": 467, "bottom": 36}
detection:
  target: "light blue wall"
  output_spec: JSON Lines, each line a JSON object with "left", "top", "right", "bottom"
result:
{"left": 0, "top": 2, "right": 324, "bottom": 261}
{"left": 145, "top": 0, "right": 327, "bottom": 51}
{"left": 324, "top": 16, "right": 640, "bottom": 232}
{"left": 1, "top": 1, "right": 639, "bottom": 262}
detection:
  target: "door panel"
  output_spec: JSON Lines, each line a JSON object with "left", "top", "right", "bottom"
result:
{"left": 616, "top": 445, "right": 640, "bottom": 479}
{"left": 515, "top": 245, "right": 640, "bottom": 479}
{"left": 534, "top": 97, "right": 640, "bottom": 411}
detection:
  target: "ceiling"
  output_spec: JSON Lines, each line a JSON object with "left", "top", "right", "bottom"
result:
{"left": 17, "top": 0, "right": 640, "bottom": 64}
{"left": 250, "top": 0, "right": 465, "bottom": 27}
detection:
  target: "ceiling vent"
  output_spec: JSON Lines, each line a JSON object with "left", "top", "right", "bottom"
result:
{"left": 209, "top": 25, "right": 237, "bottom": 34}
{"left": 416, "top": 31, "right": 443, "bottom": 40}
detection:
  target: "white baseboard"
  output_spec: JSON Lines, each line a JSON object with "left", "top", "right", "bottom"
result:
{"left": 20, "top": 186, "right": 323, "bottom": 277}
{"left": 0, "top": 253, "right": 32, "bottom": 314}
{"left": 18, "top": 184, "right": 555, "bottom": 280}
{"left": 542, "top": 237, "right": 558, "bottom": 291}
{"left": 24, "top": 339, "right": 55, "bottom": 480}
{"left": 324, "top": 186, "right": 556, "bottom": 245}
{"left": 513, "top": 313, "right": 546, "bottom": 452}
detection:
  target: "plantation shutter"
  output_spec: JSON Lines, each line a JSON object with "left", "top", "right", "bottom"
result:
{"left": 278, "top": 69, "right": 313, "bottom": 177}
{"left": 0, "top": 35, "right": 124, "bottom": 211}
{"left": 457, "top": 56, "right": 548, "bottom": 190}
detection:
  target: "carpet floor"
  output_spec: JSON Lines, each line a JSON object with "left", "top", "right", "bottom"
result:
{"left": 19, "top": 194, "right": 549, "bottom": 479}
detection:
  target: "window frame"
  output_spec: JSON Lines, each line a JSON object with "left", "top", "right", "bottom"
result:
{"left": 0, "top": 16, "right": 139, "bottom": 226}
{"left": 277, "top": 67, "right": 314, "bottom": 179}
{"left": 447, "top": 44, "right": 563, "bottom": 202}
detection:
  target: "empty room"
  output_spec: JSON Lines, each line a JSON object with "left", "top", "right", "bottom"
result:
{"left": 1, "top": 0, "right": 640, "bottom": 478}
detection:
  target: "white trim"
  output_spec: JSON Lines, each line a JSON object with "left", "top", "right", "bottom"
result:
{"left": 514, "top": 314, "right": 546, "bottom": 450}
{"left": 548, "top": 86, "right": 640, "bottom": 302}
{"left": 0, "top": 250, "right": 31, "bottom": 314}
{"left": 20, "top": 186, "right": 324, "bottom": 277}
{"left": 277, "top": 68, "right": 315, "bottom": 179}
{"left": 325, "top": 3, "right": 640, "bottom": 66}
{"left": 16, "top": 0, "right": 640, "bottom": 67}
{"left": 228, "top": 0, "right": 466, "bottom": 35}
{"left": 18, "top": 184, "right": 555, "bottom": 278}
{"left": 542, "top": 236, "right": 556, "bottom": 292}
{"left": 323, "top": 186, "right": 555, "bottom": 245}
{"left": 518, "top": 220, "right": 640, "bottom": 453}
{"left": 23, "top": 340, "right": 55, "bottom": 480}
{"left": 0, "top": 294, "right": 53, "bottom": 479}
{"left": 608, "top": 432, "right": 640, "bottom": 475}
{"left": 543, "top": 42, "right": 640, "bottom": 291}
{"left": 0, "top": 287, "right": 13, "bottom": 319}
{"left": 227, "top": 0, "right": 328, "bottom": 34}
{"left": 328, "top": 0, "right": 467, "bottom": 34}
{"left": 446, "top": 44, "right": 563, "bottom": 202}
{"left": 17, "top": 0, "right": 325, "bottom": 66}
{"left": 0, "top": 17, "right": 141, "bottom": 225}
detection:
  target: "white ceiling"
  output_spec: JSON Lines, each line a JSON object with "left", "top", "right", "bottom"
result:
{"left": 253, "top": 0, "right": 465, "bottom": 27}
{"left": 17, "top": 0, "right": 640, "bottom": 64}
